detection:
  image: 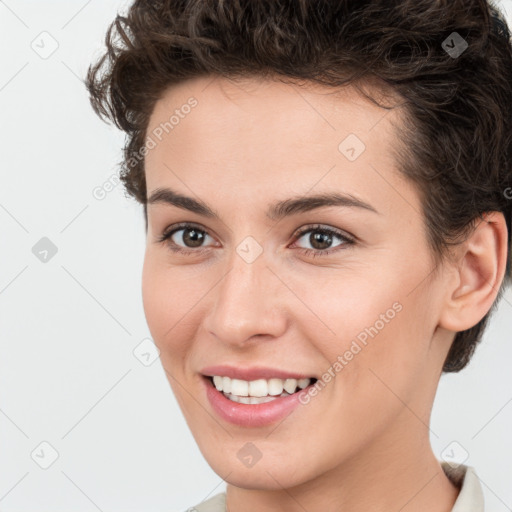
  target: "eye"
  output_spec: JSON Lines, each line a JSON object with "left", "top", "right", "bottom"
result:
{"left": 157, "top": 222, "right": 355, "bottom": 257}
{"left": 290, "top": 224, "right": 354, "bottom": 258}
{"left": 157, "top": 222, "right": 216, "bottom": 255}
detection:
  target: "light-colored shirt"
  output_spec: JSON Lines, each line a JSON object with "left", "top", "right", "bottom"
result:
{"left": 185, "top": 462, "right": 484, "bottom": 511}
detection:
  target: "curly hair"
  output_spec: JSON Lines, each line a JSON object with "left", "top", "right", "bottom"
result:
{"left": 86, "top": 0, "right": 512, "bottom": 373}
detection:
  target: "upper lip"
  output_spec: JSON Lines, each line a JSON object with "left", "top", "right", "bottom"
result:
{"left": 200, "top": 365, "right": 316, "bottom": 381}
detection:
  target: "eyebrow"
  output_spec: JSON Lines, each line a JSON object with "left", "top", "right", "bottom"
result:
{"left": 147, "top": 187, "right": 379, "bottom": 221}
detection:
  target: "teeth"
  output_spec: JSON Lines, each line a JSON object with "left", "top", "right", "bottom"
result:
{"left": 222, "top": 376, "right": 231, "bottom": 394}
{"left": 213, "top": 376, "right": 223, "bottom": 390}
{"left": 283, "top": 378, "right": 297, "bottom": 394}
{"left": 224, "top": 391, "right": 291, "bottom": 404}
{"left": 297, "top": 378, "right": 311, "bottom": 389}
{"left": 249, "top": 379, "right": 267, "bottom": 397}
{"left": 238, "top": 395, "right": 280, "bottom": 404}
{"left": 210, "top": 375, "right": 314, "bottom": 397}
{"left": 231, "top": 378, "right": 249, "bottom": 396}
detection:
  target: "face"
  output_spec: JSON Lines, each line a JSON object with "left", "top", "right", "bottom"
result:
{"left": 142, "top": 75, "right": 452, "bottom": 489}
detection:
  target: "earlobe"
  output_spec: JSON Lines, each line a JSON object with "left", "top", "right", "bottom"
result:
{"left": 438, "top": 211, "right": 508, "bottom": 333}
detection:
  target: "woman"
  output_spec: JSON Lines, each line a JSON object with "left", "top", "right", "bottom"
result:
{"left": 86, "top": 1, "right": 512, "bottom": 510}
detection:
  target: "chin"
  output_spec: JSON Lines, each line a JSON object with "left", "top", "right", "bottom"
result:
{"left": 201, "top": 446, "right": 316, "bottom": 490}
{"left": 224, "top": 467, "right": 308, "bottom": 491}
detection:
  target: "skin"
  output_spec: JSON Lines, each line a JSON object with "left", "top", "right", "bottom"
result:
{"left": 141, "top": 74, "right": 508, "bottom": 512}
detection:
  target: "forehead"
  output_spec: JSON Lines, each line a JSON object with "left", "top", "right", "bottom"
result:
{"left": 144, "top": 75, "right": 415, "bottom": 218}
{"left": 147, "top": 74, "right": 401, "bottom": 144}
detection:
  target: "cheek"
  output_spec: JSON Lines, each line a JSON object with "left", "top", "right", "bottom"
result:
{"left": 141, "top": 250, "right": 212, "bottom": 360}
{"left": 141, "top": 251, "right": 185, "bottom": 357}
{"left": 291, "top": 269, "right": 402, "bottom": 357}
{"left": 304, "top": 268, "right": 433, "bottom": 406}
{"left": 141, "top": 258, "right": 191, "bottom": 400}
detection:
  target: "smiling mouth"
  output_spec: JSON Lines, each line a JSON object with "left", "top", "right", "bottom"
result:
{"left": 206, "top": 375, "right": 318, "bottom": 405}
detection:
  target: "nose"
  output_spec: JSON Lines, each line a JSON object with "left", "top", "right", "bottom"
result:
{"left": 202, "top": 246, "right": 288, "bottom": 348}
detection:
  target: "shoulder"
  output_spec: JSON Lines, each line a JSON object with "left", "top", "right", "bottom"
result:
{"left": 182, "top": 492, "right": 226, "bottom": 512}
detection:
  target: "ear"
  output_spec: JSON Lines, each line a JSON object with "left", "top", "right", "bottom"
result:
{"left": 438, "top": 211, "right": 509, "bottom": 332}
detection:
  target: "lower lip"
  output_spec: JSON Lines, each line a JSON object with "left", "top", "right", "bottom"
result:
{"left": 202, "top": 376, "right": 315, "bottom": 427}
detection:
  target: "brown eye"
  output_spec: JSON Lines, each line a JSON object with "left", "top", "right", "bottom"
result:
{"left": 158, "top": 223, "right": 215, "bottom": 254}
{"left": 172, "top": 226, "right": 207, "bottom": 248}
{"left": 302, "top": 230, "right": 335, "bottom": 250}
{"left": 292, "top": 225, "right": 355, "bottom": 257}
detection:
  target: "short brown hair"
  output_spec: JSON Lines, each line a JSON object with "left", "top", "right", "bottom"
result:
{"left": 86, "top": 0, "right": 512, "bottom": 373}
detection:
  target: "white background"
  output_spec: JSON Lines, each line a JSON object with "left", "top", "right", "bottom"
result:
{"left": 0, "top": 1, "right": 511, "bottom": 510}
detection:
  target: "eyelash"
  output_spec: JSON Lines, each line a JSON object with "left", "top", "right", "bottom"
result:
{"left": 156, "top": 222, "right": 355, "bottom": 258}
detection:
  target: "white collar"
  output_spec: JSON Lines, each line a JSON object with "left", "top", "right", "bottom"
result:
{"left": 441, "top": 462, "right": 485, "bottom": 511}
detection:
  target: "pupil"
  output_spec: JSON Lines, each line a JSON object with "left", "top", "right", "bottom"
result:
{"left": 311, "top": 231, "right": 331, "bottom": 250}
{"left": 184, "top": 228, "right": 204, "bottom": 248}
